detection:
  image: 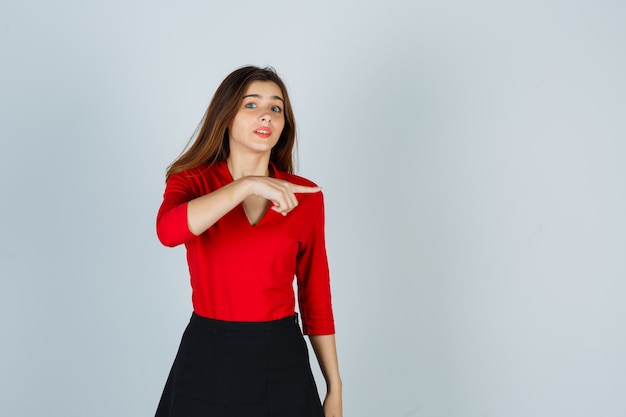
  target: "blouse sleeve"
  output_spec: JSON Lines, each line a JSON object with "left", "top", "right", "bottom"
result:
{"left": 156, "top": 173, "right": 198, "bottom": 247}
{"left": 296, "top": 192, "right": 336, "bottom": 335}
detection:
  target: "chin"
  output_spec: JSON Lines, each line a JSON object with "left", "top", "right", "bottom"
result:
{"left": 255, "top": 141, "right": 279, "bottom": 152}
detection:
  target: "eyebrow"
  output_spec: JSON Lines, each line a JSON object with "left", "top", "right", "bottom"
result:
{"left": 242, "top": 94, "right": 284, "bottom": 102}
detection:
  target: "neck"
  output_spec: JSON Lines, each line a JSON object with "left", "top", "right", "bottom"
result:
{"left": 226, "top": 153, "right": 271, "bottom": 180}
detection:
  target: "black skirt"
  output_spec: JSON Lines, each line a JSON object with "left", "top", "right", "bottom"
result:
{"left": 155, "top": 313, "right": 324, "bottom": 417}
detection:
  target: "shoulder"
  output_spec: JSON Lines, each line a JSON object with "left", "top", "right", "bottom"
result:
{"left": 167, "top": 162, "right": 225, "bottom": 184}
{"left": 278, "top": 171, "right": 319, "bottom": 188}
{"left": 164, "top": 162, "right": 229, "bottom": 198}
{"left": 278, "top": 171, "right": 325, "bottom": 214}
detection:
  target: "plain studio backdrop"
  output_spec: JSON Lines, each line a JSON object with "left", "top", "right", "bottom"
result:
{"left": 1, "top": 1, "right": 625, "bottom": 416}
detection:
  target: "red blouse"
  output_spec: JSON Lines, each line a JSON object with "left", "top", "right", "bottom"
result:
{"left": 156, "top": 161, "right": 335, "bottom": 335}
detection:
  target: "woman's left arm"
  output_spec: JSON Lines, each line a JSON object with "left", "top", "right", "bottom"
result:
{"left": 309, "top": 334, "right": 343, "bottom": 417}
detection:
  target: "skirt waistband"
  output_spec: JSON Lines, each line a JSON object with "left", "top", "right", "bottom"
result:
{"left": 189, "top": 312, "right": 299, "bottom": 332}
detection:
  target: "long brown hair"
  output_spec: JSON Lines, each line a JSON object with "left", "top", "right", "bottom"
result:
{"left": 165, "top": 66, "right": 297, "bottom": 181}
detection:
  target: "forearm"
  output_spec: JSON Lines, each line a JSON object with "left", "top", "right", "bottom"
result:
{"left": 187, "top": 177, "right": 251, "bottom": 235}
{"left": 309, "top": 334, "right": 342, "bottom": 393}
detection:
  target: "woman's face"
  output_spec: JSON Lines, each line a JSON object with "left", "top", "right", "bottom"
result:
{"left": 228, "top": 81, "right": 285, "bottom": 157}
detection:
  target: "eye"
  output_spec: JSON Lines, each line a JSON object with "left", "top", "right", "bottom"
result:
{"left": 271, "top": 105, "right": 282, "bottom": 113}
{"left": 244, "top": 102, "right": 257, "bottom": 109}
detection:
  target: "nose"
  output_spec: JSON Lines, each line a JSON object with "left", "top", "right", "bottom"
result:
{"left": 260, "top": 112, "right": 271, "bottom": 123}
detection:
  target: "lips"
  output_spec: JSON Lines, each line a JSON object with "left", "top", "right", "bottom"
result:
{"left": 254, "top": 126, "right": 272, "bottom": 138}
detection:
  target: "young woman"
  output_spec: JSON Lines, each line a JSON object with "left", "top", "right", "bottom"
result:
{"left": 155, "top": 66, "right": 342, "bottom": 417}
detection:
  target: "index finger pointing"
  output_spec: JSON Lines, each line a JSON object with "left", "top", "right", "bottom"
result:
{"left": 292, "top": 185, "right": 322, "bottom": 194}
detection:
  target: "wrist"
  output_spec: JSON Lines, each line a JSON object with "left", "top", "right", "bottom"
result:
{"left": 236, "top": 176, "right": 255, "bottom": 198}
{"left": 326, "top": 378, "right": 342, "bottom": 394}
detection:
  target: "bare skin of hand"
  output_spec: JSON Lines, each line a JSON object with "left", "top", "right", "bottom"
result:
{"left": 323, "top": 390, "right": 343, "bottom": 417}
{"left": 246, "top": 176, "right": 321, "bottom": 215}
{"left": 187, "top": 175, "right": 321, "bottom": 235}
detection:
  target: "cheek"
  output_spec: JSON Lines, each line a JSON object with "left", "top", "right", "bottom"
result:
{"left": 229, "top": 117, "right": 246, "bottom": 136}
{"left": 274, "top": 126, "right": 286, "bottom": 141}
{"left": 276, "top": 118, "right": 286, "bottom": 133}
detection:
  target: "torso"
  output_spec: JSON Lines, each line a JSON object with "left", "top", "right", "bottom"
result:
{"left": 156, "top": 160, "right": 335, "bottom": 334}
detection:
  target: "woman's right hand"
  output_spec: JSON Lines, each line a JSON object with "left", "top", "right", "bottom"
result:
{"left": 187, "top": 175, "right": 321, "bottom": 236}
{"left": 244, "top": 176, "right": 321, "bottom": 216}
